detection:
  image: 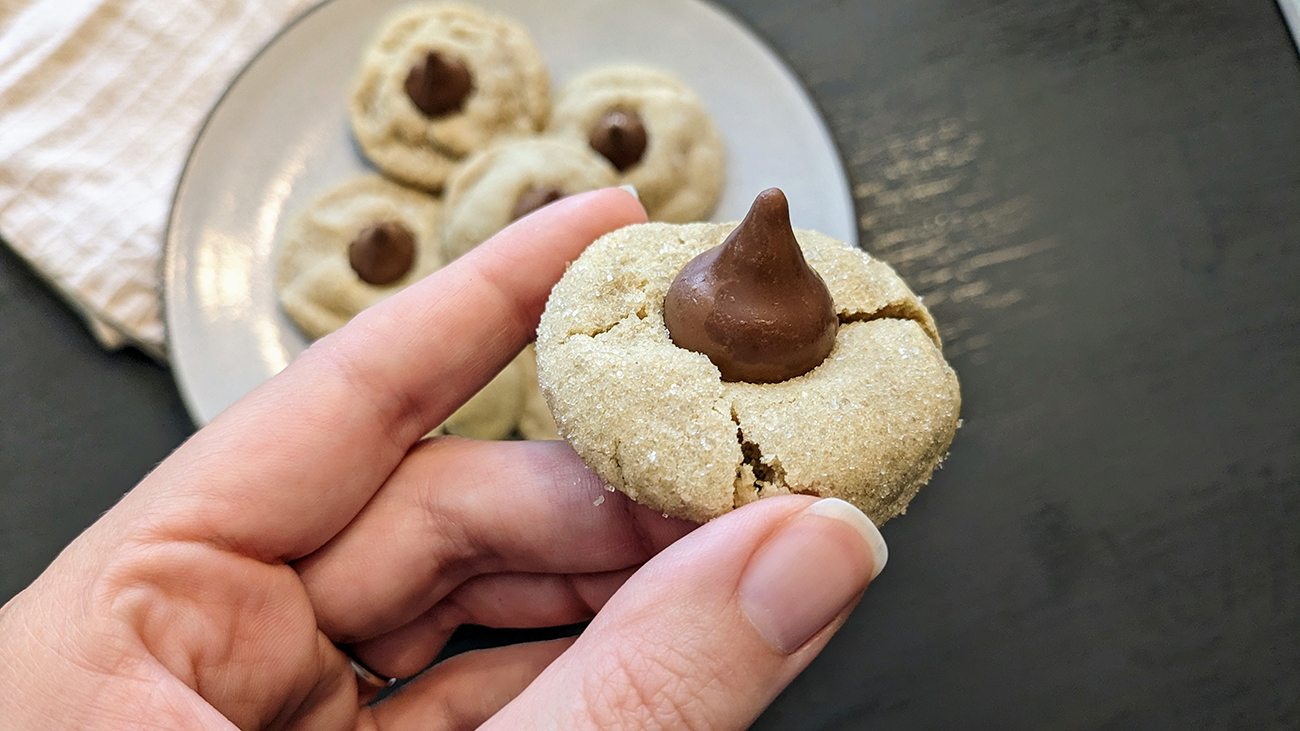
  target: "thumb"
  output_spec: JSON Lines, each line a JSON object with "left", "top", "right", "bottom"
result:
{"left": 485, "top": 495, "right": 888, "bottom": 729}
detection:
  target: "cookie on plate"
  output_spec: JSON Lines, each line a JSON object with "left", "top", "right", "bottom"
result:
{"left": 435, "top": 355, "right": 526, "bottom": 440}
{"left": 536, "top": 189, "right": 961, "bottom": 524}
{"left": 350, "top": 3, "right": 550, "bottom": 191}
{"left": 429, "top": 348, "right": 554, "bottom": 441}
{"left": 440, "top": 137, "right": 619, "bottom": 261}
{"left": 276, "top": 174, "right": 442, "bottom": 340}
{"left": 517, "top": 344, "right": 560, "bottom": 440}
{"left": 548, "top": 65, "right": 724, "bottom": 223}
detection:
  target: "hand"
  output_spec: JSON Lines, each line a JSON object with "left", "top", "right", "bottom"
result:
{"left": 0, "top": 188, "right": 887, "bottom": 730}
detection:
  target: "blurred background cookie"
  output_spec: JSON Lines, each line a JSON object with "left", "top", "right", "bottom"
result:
{"left": 350, "top": 3, "right": 550, "bottom": 191}
{"left": 516, "top": 344, "right": 559, "bottom": 440}
{"left": 548, "top": 65, "right": 724, "bottom": 223}
{"left": 440, "top": 137, "right": 618, "bottom": 261}
{"left": 275, "top": 172, "right": 535, "bottom": 440}
{"left": 276, "top": 174, "right": 442, "bottom": 340}
{"left": 434, "top": 355, "right": 527, "bottom": 440}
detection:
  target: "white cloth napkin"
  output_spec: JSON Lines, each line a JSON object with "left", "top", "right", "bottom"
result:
{"left": 0, "top": 0, "right": 317, "bottom": 357}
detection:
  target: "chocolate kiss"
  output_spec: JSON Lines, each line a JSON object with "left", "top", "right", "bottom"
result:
{"left": 349, "top": 221, "right": 417, "bottom": 286}
{"left": 511, "top": 186, "right": 565, "bottom": 221}
{"left": 589, "top": 108, "right": 647, "bottom": 171}
{"left": 404, "top": 51, "right": 473, "bottom": 118}
{"left": 663, "top": 188, "right": 837, "bottom": 383}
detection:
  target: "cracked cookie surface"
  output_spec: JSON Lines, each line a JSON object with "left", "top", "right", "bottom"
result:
{"left": 536, "top": 222, "right": 961, "bottom": 524}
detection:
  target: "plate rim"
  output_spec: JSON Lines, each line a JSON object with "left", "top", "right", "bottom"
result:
{"left": 163, "top": 0, "right": 341, "bottom": 424}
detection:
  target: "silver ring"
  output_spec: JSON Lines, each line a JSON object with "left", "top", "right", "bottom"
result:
{"left": 348, "top": 657, "right": 396, "bottom": 690}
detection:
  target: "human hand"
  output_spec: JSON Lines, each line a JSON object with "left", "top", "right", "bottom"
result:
{"left": 0, "top": 188, "right": 887, "bottom": 729}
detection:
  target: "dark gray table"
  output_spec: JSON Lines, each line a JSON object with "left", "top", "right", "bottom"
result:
{"left": 3, "top": 0, "right": 1299, "bottom": 727}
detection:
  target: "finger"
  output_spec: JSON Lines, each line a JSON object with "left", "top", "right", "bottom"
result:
{"left": 485, "top": 496, "right": 888, "bottom": 730}
{"left": 130, "top": 189, "right": 645, "bottom": 562}
{"left": 351, "top": 568, "right": 634, "bottom": 679}
{"left": 366, "top": 639, "right": 574, "bottom": 731}
{"left": 295, "top": 437, "right": 694, "bottom": 642}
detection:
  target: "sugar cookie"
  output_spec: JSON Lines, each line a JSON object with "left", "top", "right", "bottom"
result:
{"left": 536, "top": 190, "right": 960, "bottom": 524}
{"left": 350, "top": 4, "right": 550, "bottom": 191}
{"left": 441, "top": 137, "right": 617, "bottom": 261}
{"left": 276, "top": 175, "right": 442, "bottom": 340}
{"left": 548, "top": 65, "right": 723, "bottom": 223}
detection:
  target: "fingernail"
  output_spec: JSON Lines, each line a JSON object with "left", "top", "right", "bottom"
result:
{"left": 618, "top": 184, "right": 639, "bottom": 201}
{"left": 738, "top": 498, "right": 887, "bottom": 654}
{"left": 807, "top": 498, "right": 888, "bottom": 580}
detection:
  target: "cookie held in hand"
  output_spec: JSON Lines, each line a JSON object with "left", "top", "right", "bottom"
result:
{"left": 536, "top": 189, "right": 961, "bottom": 524}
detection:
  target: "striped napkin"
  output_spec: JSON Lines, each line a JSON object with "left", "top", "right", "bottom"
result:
{"left": 0, "top": 0, "right": 317, "bottom": 357}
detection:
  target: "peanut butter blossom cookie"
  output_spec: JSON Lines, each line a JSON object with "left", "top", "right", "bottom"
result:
{"left": 548, "top": 65, "right": 724, "bottom": 223}
{"left": 440, "top": 137, "right": 618, "bottom": 262}
{"left": 349, "top": 3, "right": 550, "bottom": 191}
{"left": 276, "top": 175, "right": 443, "bottom": 341}
{"left": 516, "top": 344, "right": 560, "bottom": 440}
{"left": 274, "top": 174, "right": 528, "bottom": 441}
{"left": 536, "top": 189, "right": 961, "bottom": 524}
{"left": 435, "top": 345, "right": 556, "bottom": 441}
{"left": 433, "top": 356, "right": 527, "bottom": 441}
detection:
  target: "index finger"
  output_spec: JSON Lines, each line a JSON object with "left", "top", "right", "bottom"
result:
{"left": 129, "top": 189, "right": 646, "bottom": 562}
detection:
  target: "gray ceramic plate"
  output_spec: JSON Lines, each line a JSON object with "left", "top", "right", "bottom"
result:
{"left": 1283, "top": 0, "right": 1300, "bottom": 49}
{"left": 164, "top": 0, "right": 855, "bottom": 426}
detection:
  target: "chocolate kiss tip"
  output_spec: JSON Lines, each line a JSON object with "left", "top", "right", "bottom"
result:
{"left": 754, "top": 187, "right": 789, "bottom": 216}
{"left": 663, "top": 188, "right": 838, "bottom": 384}
{"left": 349, "top": 221, "right": 416, "bottom": 286}
{"left": 405, "top": 51, "right": 472, "bottom": 118}
{"left": 589, "top": 109, "right": 647, "bottom": 171}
